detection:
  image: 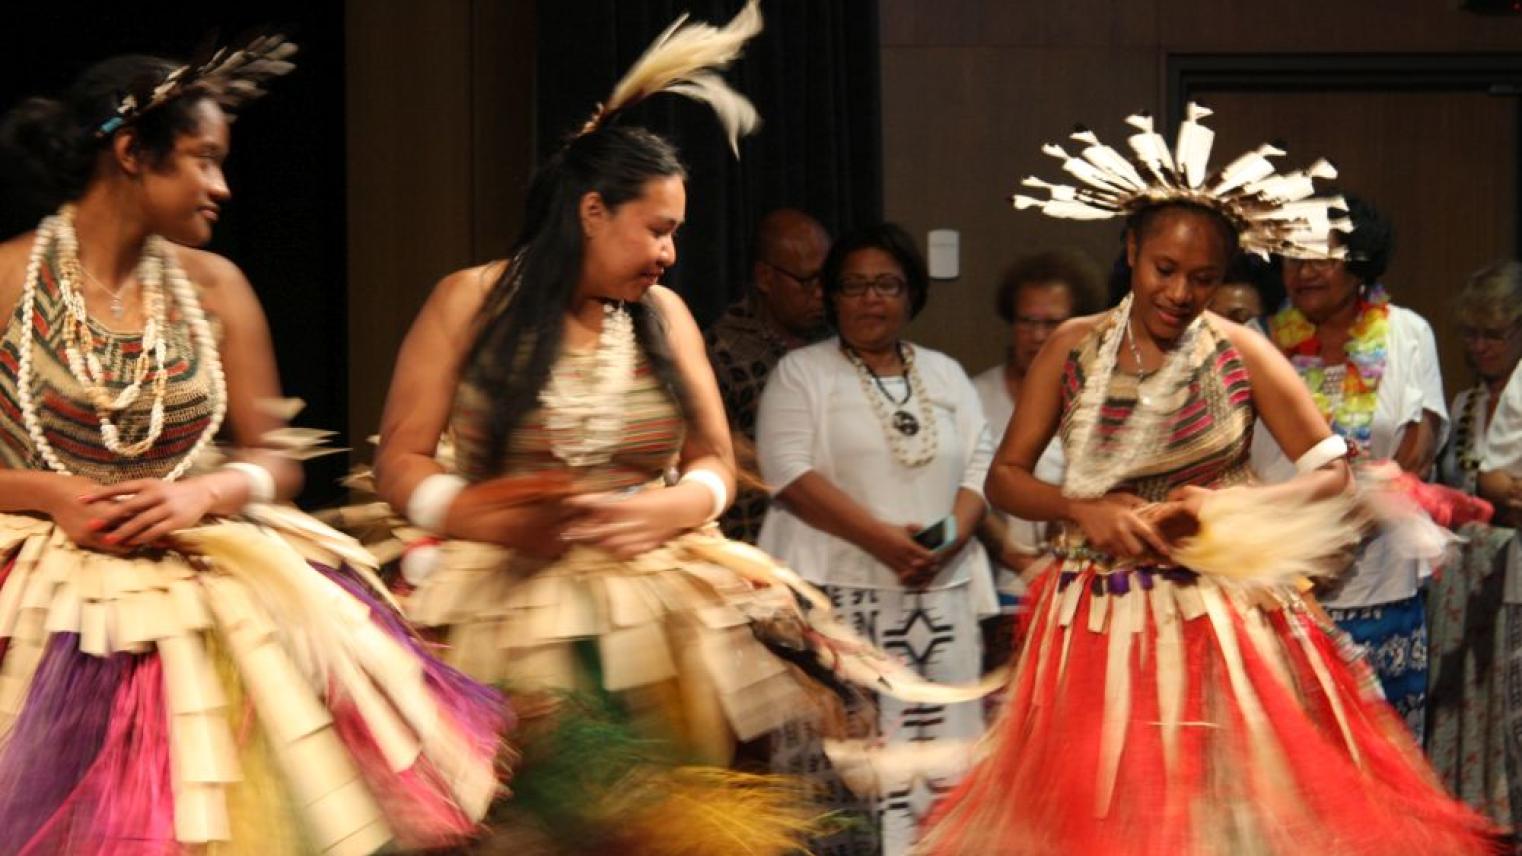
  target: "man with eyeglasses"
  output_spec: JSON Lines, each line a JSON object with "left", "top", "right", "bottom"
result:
{"left": 704, "top": 208, "right": 831, "bottom": 542}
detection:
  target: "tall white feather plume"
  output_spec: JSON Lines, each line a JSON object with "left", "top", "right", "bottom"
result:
{"left": 584, "top": 0, "right": 763, "bottom": 156}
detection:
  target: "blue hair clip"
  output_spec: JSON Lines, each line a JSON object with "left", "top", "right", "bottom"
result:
{"left": 94, "top": 115, "right": 126, "bottom": 138}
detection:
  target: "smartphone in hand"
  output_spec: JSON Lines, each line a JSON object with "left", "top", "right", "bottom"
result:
{"left": 911, "top": 516, "right": 957, "bottom": 552}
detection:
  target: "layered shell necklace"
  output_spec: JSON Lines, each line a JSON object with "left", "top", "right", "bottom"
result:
{"left": 842, "top": 340, "right": 938, "bottom": 467}
{"left": 538, "top": 300, "right": 636, "bottom": 467}
{"left": 16, "top": 205, "right": 227, "bottom": 480}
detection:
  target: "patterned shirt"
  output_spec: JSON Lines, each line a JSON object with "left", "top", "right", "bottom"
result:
{"left": 704, "top": 296, "right": 816, "bottom": 542}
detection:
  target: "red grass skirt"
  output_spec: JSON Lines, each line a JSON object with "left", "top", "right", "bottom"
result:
{"left": 919, "top": 563, "right": 1503, "bottom": 855}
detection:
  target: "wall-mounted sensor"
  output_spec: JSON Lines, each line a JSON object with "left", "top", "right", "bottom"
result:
{"left": 928, "top": 229, "right": 959, "bottom": 280}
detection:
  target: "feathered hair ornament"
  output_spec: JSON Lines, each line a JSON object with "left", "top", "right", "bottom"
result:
{"left": 577, "top": 0, "right": 763, "bottom": 156}
{"left": 1012, "top": 103, "right": 1351, "bottom": 259}
{"left": 95, "top": 33, "right": 298, "bottom": 138}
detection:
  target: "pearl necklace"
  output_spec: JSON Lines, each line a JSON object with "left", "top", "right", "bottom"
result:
{"left": 842, "top": 340, "right": 939, "bottom": 468}
{"left": 16, "top": 207, "right": 228, "bottom": 480}
{"left": 538, "top": 302, "right": 636, "bottom": 467}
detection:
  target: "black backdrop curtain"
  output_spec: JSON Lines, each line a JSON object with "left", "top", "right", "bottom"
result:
{"left": 536, "top": 0, "right": 883, "bottom": 325}
{"left": 0, "top": 2, "right": 348, "bottom": 506}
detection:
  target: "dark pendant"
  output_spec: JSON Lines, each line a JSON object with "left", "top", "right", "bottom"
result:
{"left": 892, "top": 410, "right": 920, "bottom": 436}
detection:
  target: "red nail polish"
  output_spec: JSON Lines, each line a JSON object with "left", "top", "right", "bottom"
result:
{"left": 101, "top": 534, "right": 119, "bottom": 545}
{"left": 87, "top": 518, "right": 105, "bottom": 531}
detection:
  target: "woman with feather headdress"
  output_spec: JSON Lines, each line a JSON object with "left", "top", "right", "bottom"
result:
{"left": 0, "top": 38, "right": 507, "bottom": 854}
{"left": 916, "top": 106, "right": 1502, "bottom": 854}
{"left": 369, "top": 3, "right": 1004, "bottom": 851}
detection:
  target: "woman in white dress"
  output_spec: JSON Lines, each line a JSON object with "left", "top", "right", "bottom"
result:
{"left": 969, "top": 251, "right": 1095, "bottom": 664}
{"left": 1429, "top": 259, "right": 1522, "bottom": 825}
{"left": 757, "top": 222, "right": 994, "bottom": 855}
{"left": 1254, "top": 195, "right": 1448, "bottom": 739}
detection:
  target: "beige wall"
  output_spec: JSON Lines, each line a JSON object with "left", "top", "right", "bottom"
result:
{"left": 881, "top": 0, "right": 1522, "bottom": 383}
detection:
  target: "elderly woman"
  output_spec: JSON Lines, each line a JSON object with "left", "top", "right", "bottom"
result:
{"left": 757, "top": 222, "right": 994, "bottom": 855}
{"left": 1428, "top": 260, "right": 1522, "bottom": 827}
{"left": 971, "top": 250, "right": 1094, "bottom": 665}
{"left": 1255, "top": 194, "right": 1448, "bottom": 740}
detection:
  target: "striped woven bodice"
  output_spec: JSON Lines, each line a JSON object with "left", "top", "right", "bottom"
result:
{"left": 1059, "top": 314, "right": 1255, "bottom": 501}
{"left": 0, "top": 256, "right": 215, "bottom": 483}
{"left": 451, "top": 344, "right": 684, "bottom": 492}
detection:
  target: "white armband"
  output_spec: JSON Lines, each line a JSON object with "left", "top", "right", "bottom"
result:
{"left": 407, "top": 473, "right": 467, "bottom": 534}
{"left": 1295, "top": 435, "right": 1349, "bottom": 475}
{"left": 679, "top": 468, "right": 728, "bottom": 523}
{"left": 222, "top": 462, "right": 277, "bottom": 505}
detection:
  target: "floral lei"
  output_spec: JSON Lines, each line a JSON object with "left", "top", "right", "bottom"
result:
{"left": 1268, "top": 285, "right": 1391, "bottom": 456}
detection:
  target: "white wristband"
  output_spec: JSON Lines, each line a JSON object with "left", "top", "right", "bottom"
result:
{"left": 222, "top": 462, "right": 277, "bottom": 505}
{"left": 408, "top": 473, "right": 467, "bottom": 534}
{"left": 680, "top": 468, "right": 728, "bottom": 523}
{"left": 1295, "top": 435, "right": 1349, "bottom": 475}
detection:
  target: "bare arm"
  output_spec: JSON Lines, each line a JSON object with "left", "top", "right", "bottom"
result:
{"left": 1225, "top": 320, "right": 1352, "bottom": 502}
{"left": 985, "top": 317, "right": 1095, "bottom": 524}
{"left": 373, "top": 265, "right": 495, "bottom": 510}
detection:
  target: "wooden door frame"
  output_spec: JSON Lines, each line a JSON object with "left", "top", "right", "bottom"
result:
{"left": 1166, "top": 53, "right": 1522, "bottom": 250}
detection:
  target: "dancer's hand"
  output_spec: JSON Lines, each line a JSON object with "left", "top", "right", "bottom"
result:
{"left": 43, "top": 475, "right": 129, "bottom": 552}
{"left": 1069, "top": 493, "right": 1171, "bottom": 560}
{"left": 561, "top": 489, "right": 693, "bottom": 559}
{"left": 82, "top": 478, "right": 219, "bottom": 549}
{"left": 1164, "top": 485, "right": 1211, "bottom": 518}
{"left": 446, "top": 485, "right": 581, "bottom": 558}
{"left": 864, "top": 522, "right": 939, "bottom": 589}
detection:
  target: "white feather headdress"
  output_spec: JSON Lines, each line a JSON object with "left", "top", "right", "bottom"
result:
{"left": 1012, "top": 103, "right": 1350, "bottom": 259}
{"left": 578, "top": 0, "right": 763, "bottom": 156}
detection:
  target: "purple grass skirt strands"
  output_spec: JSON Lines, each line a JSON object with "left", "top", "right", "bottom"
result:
{"left": 0, "top": 509, "right": 509, "bottom": 855}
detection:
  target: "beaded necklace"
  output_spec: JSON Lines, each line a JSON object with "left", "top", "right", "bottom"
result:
{"left": 16, "top": 207, "right": 227, "bottom": 480}
{"left": 841, "top": 340, "right": 939, "bottom": 468}
{"left": 538, "top": 301, "right": 636, "bottom": 467}
{"left": 1453, "top": 384, "right": 1487, "bottom": 476}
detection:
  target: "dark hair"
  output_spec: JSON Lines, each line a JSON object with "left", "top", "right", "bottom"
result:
{"left": 462, "top": 124, "right": 689, "bottom": 475}
{"left": 1338, "top": 193, "right": 1394, "bottom": 286}
{"left": 995, "top": 249, "right": 1100, "bottom": 322}
{"left": 0, "top": 55, "right": 214, "bottom": 221}
{"left": 820, "top": 222, "right": 929, "bottom": 328}
{"left": 1222, "top": 252, "right": 1285, "bottom": 312}
{"left": 1106, "top": 201, "right": 1241, "bottom": 306}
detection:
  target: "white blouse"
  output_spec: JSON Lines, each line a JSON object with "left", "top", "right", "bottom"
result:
{"left": 1251, "top": 304, "right": 1448, "bottom": 608}
{"left": 756, "top": 339, "right": 996, "bottom": 603}
{"left": 971, "top": 364, "right": 1065, "bottom": 563}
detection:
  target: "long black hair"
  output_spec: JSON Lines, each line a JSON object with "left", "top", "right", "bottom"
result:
{"left": 0, "top": 54, "right": 213, "bottom": 233}
{"left": 462, "top": 124, "right": 690, "bottom": 475}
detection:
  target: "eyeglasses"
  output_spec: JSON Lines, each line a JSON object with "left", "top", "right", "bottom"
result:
{"left": 1282, "top": 257, "right": 1342, "bottom": 274}
{"left": 1013, "top": 315, "right": 1065, "bottom": 332}
{"left": 1460, "top": 323, "right": 1520, "bottom": 344}
{"left": 762, "top": 260, "right": 822, "bottom": 290}
{"left": 837, "top": 275, "right": 907, "bottom": 298}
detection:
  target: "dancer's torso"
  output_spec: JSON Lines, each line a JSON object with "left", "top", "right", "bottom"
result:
{"left": 451, "top": 344, "right": 684, "bottom": 492}
{"left": 0, "top": 251, "right": 214, "bottom": 483}
{"left": 1058, "top": 315, "right": 1255, "bottom": 504}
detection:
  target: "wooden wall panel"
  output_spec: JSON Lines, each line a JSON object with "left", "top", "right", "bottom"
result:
{"left": 881, "top": 0, "right": 1522, "bottom": 390}
{"left": 345, "top": 0, "right": 536, "bottom": 454}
